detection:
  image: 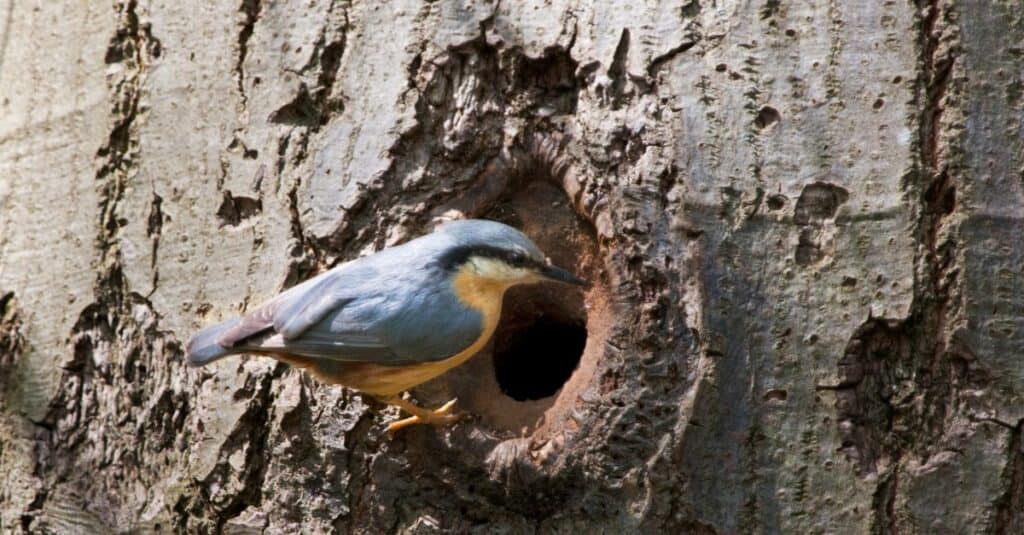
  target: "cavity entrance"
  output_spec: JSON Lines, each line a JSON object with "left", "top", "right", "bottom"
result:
{"left": 492, "top": 316, "right": 586, "bottom": 401}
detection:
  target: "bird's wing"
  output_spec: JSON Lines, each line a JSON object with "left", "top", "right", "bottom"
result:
{"left": 271, "top": 280, "right": 484, "bottom": 365}
{"left": 213, "top": 271, "right": 333, "bottom": 348}
{"left": 230, "top": 260, "right": 484, "bottom": 366}
{"left": 272, "top": 271, "right": 357, "bottom": 340}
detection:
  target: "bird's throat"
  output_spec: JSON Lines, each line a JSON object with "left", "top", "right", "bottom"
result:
{"left": 451, "top": 264, "right": 512, "bottom": 314}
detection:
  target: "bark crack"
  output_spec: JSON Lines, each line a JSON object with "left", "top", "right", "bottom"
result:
{"left": 647, "top": 40, "right": 697, "bottom": 77}
{"left": 0, "top": 291, "right": 24, "bottom": 391}
{"left": 992, "top": 420, "right": 1024, "bottom": 534}
{"left": 146, "top": 190, "right": 163, "bottom": 295}
{"left": 833, "top": 1, "right": 965, "bottom": 531}
{"left": 18, "top": 2, "right": 168, "bottom": 530}
{"left": 268, "top": 0, "right": 347, "bottom": 128}
{"left": 211, "top": 370, "right": 278, "bottom": 532}
{"left": 235, "top": 0, "right": 262, "bottom": 112}
{"left": 314, "top": 33, "right": 582, "bottom": 258}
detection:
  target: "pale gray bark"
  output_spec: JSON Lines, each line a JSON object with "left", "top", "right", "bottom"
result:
{"left": 0, "top": 0, "right": 1022, "bottom": 533}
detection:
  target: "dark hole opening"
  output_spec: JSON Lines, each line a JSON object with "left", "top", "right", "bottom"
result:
{"left": 754, "top": 105, "right": 781, "bottom": 129}
{"left": 493, "top": 317, "right": 587, "bottom": 401}
{"left": 766, "top": 194, "right": 787, "bottom": 210}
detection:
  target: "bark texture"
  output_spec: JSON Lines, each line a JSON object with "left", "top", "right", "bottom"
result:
{"left": 1, "top": 0, "right": 1023, "bottom": 533}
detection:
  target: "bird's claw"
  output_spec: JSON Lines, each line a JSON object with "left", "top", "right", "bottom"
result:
{"left": 433, "top": 398, "right": 458, "bottom": 416}
{"left": 386, "top": 398, "right": 461, "bottom": 434}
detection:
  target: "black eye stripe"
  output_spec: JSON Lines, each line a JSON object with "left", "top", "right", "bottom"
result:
{"left": 508, "top": 250, "right": 542, "bottom": 268}
{"left": 438, "top": 244, "right": 537, "bottom": 270}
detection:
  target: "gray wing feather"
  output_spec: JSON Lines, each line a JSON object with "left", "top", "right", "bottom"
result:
{"left": 257, "top": 329, "right": 399, "bottom": 361}
{"left": 215, "top": 273, "right": 323, "bottom": 347}
{"left": 215, "top": 305, "right": 275, "bottom": 348}
{"left": 273, "top": 274, "right": 356, "bottom": 340}
{"left": 232, "top": 248, "right": 482, "bottom": 366}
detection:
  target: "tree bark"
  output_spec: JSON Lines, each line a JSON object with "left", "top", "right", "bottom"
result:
{"left": 1, "top": 0, "right": 1022, "bottom": 533}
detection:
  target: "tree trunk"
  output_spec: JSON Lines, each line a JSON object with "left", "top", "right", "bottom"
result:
{"left": 1, "top": 0, "right": 1022, "bottom": 533}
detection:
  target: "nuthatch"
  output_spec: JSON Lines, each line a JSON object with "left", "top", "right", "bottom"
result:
{"left": 187, "top": 219, "right": 587, "bottom": 433}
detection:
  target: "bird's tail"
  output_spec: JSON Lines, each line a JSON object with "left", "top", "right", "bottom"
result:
{"left": 186, "top": 317, "right": 242, "bottom": 366}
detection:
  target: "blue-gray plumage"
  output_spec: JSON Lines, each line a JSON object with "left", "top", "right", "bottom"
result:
{"left": 186, "top": 219, "right": 587, "bottom": 432}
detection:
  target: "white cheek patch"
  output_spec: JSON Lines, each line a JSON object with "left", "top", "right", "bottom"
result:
{"left": 469, "top": 256, "right": 530, "bottom": 281}
{"left": 512, "top": 267, "right": 535, "bottom": 280}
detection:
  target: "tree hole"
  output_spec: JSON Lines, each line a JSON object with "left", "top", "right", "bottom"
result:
{"left": 755, "top": 106, "right": 781, "bottom": 129}
{"left": 419, "top": 162, "right": 607, "bottom": 438}
{"left": 493, "top": 317, "right": 587, "bottom": 401}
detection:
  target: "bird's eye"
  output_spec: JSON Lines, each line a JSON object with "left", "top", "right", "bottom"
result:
{"left": 509, "top": 251, "right": 527, "bottom": 265}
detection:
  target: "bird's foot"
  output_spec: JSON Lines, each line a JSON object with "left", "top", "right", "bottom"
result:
{"left": 386, "top": 398, "right": 460, "bottom": 434}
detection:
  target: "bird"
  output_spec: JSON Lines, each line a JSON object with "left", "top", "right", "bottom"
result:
{"left": 186, "top": 219, "right": 588, "bottom": 433}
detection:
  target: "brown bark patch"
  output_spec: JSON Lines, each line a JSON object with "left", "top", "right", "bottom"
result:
{"left": 216, "top": 190, "right": 263, "bottom": 228}
{"left": 793, "top": 182, "right": 848, "bottom": 266}
{"left": 0, "top": 292, "right": 25, "bottom": 391}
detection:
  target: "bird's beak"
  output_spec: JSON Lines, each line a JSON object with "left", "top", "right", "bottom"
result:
{"left": 539, "top": 264, "right": 590, "bottom": 287}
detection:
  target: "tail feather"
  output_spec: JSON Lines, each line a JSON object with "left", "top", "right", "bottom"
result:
{"left": 186, "top": 317, "right": 242, "bottom": 366}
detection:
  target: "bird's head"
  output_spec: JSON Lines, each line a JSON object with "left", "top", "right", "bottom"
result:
{"left": 435, "top": 220, "right": 589, "bottom": 289}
